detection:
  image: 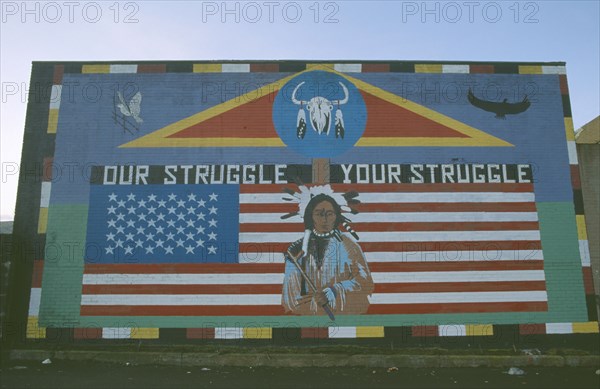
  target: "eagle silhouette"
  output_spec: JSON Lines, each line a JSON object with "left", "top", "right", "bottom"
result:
{"left": 467, "top": 88, "right": 530, "bottom": 119}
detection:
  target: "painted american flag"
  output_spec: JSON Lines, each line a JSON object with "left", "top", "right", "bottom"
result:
{"left": 81, "top": 181, "right": 547, "bottom": 316}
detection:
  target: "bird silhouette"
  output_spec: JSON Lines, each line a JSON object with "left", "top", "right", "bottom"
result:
{"left": 117, "top": 91, "right": 143, "bottom": 123}
{"left": 467, "top": 88, "right": 530, "bottom": 119}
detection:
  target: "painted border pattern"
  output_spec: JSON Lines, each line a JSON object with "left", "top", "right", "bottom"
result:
{"left": 22, "top": 61, "right": 597, "bottom": 341}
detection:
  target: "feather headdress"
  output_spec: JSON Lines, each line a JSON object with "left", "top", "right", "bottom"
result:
{"left": 280, "top": 179, "right": 361, "bottom": 241}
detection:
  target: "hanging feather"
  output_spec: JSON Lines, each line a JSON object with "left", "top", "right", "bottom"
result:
{"left": 343, "top": 191, "right": 359, "bottom": 200}
{"left": 282, "top": 197, "right": 295, "bottom": 201}
{"left": 282, "top": 188, "right": 297, "bottom": 196}
{"left": 281, "top": 212, "right": 299, "bottom": 220}
{"left": 282, "top": 188, "right": 300, "bottom": 199}
{"left": 347, "top": 199, "right": 361, "bottom": 205}
{"left": 293, "top": 176, "right": 305, "bottom": 186}
{"left": 301, "top": 229, "right": 311, "bottom": 255}
{"left": 334, "top": 109, "right": 345, "bottom": 139}
{"left": 297, "top": 109, "right": 307, "bottom": 139}
{"left": 342, "top": 221, "right": 360, "bottom": 241}
{"left": 333, "top": 229, "right": 343, "bottom": 242}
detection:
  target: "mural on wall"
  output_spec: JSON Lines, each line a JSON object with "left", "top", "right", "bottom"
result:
{"left": 35, "top": 63, "right": 592, "bottom": 334}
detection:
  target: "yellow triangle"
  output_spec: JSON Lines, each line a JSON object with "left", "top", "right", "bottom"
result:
{"left": 120, "top": 67, "right": 512, "bottom": 148}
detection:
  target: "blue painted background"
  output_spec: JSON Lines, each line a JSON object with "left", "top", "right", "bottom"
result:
{"left": 51, "top": 72, "right": 569, "bottom": 204}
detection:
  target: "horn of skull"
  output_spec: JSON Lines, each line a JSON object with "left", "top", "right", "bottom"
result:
{"left": 291, "top": 81, "right": 349, "bottom": 139}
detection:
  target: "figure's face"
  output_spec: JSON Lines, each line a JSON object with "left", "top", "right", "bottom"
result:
{"left": 311, "top": 200, "right": 337, "bottom": 234}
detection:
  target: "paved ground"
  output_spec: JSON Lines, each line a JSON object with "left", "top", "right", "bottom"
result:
{"left": 1, "top": 359, "right": 599, "bottom": 388}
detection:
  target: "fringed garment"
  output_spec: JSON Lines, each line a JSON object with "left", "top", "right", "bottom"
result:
{"left": 282, "top": 232, "right": 374, "bottom": 315}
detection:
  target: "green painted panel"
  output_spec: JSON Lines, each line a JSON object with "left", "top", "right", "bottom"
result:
{"left": 39, "top": 205, "right": 88, "bottom": 326}
{"left": 536, "top": 202, "right": 588, "bottom": 321}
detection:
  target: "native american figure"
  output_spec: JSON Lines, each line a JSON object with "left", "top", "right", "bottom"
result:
{"left": 281, "top": 186, "right": 373, "bottom": 317}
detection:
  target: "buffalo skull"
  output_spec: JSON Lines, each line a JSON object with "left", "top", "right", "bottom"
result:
{"left": 291, "top": 82, "right": 349, "bottom": 139}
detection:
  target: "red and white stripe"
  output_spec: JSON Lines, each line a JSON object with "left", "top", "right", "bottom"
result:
{"left": 80, "top": 183, "right": 548, "bottom": 316}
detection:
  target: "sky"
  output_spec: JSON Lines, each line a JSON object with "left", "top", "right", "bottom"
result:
{"left": 1, "top": 0, "right": 599, "bottom": 221}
